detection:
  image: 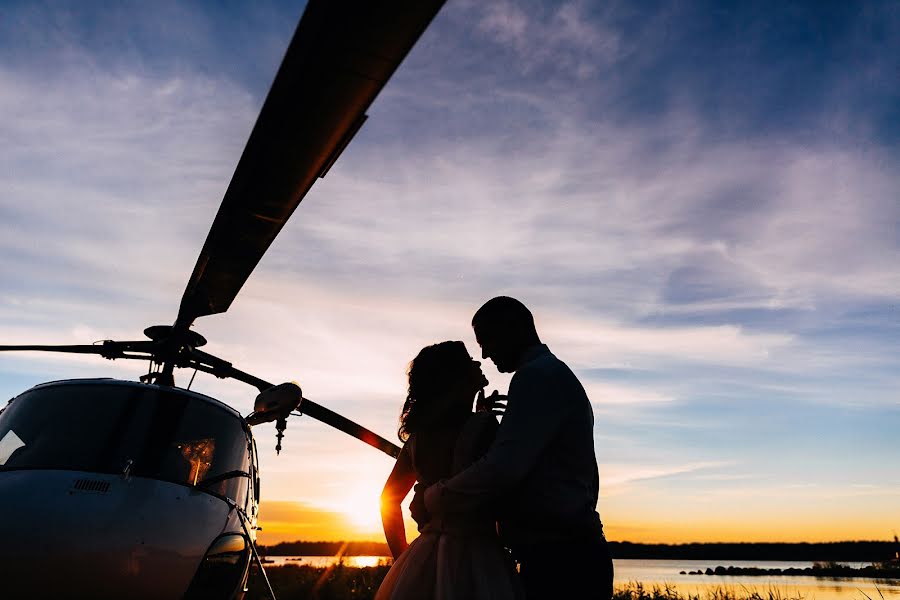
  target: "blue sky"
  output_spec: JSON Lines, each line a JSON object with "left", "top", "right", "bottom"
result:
{"left": 1, "top": 0, "right": 898, "bottom": 543}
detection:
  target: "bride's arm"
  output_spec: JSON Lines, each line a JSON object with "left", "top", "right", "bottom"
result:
{"left": 380, "top": 441, "right": 416, "bottom": 559}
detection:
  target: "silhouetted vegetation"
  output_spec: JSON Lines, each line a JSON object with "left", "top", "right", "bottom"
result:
{"left": 245, "top": 567, "right": 815, "bottom": 600}
{"left": 259, "top": 540, "right": 391, "bottom": 557}
{"left": 681, "top": 560, "right": 900, "bottom": 579}
{"left": 614, "top": 582, "right": 806, "bottom": 600}
{"left": 608, "top": 541, "right": 897, "bottom": 561}
{"left": 246, "top": 562, "right": 390, "bottom": 600}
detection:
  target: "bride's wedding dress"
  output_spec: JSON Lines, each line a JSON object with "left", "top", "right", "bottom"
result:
{"left": 375, "top": 412, "right": 523, "bottom": 600}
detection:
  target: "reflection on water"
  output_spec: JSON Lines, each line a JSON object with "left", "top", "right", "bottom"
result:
{"left": 262, "top": 555, "right": 390, "bottom": 569}
{"left": 614, "top": 559, "right": 900, "bottom": 600}
{"left": 260, "top": 557, "right": 900, "bottom": 599}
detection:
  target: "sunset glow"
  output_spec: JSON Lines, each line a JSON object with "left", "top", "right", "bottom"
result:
{"left": 333, "top": 474, "right": 392, "bottom": 537}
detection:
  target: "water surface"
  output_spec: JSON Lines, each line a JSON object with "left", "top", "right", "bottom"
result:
{"left": 261, "top": 556, "right": 900, "bottom": 599}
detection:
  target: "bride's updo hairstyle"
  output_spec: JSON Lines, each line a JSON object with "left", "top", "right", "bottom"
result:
{"left": 399, "top": 340, "right": 472, "bottom": 442}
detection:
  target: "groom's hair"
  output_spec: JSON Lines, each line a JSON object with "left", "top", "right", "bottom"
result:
{"left": 472, "top": 296, "right": 539, "bottom": 341}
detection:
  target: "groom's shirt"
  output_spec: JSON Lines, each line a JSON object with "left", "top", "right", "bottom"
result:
{"left": 424, "top": 343, "right": 603, "bottom": 549}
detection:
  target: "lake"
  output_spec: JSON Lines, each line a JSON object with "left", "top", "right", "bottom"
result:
{"left": 260, "top": 557, "right": 900, "bottom": 599}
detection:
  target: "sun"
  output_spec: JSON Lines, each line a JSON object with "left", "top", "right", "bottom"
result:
{"left": 333, "top": 474, "right": 390, "bottom": 538}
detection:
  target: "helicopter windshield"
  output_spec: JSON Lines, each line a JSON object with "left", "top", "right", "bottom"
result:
{"left": 0, "top": 382, "right": 251, "bottom": 503}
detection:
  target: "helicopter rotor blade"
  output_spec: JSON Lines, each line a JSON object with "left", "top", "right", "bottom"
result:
{"left": 0, "top": 344, "right": 110, "bottom": 354}
{"left": 183, "top": 350, "right": 401, "bottom": 458}
{"left": 0, "top": 341, "right": 156, "bottom": 360}
{"left": 177, "top": 0, "right": 447, "bottom": 324}
{"left": 295, "top": 399, "right": 400, "bottom": 458}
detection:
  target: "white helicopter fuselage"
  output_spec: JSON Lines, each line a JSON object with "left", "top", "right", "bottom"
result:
{"left": 0, "top": 379, "right": 259, "bottom": 600}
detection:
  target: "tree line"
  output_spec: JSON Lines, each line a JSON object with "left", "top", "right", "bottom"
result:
{"left": 259, "top": 539, "right": 899, "bottom": 561}
{"left": 608, "top": 541, "right": 898, "bottom": 561}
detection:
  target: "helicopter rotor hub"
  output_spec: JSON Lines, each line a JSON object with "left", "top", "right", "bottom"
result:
{"left": 143, "top": 325, "right": 207, "bottom": 348}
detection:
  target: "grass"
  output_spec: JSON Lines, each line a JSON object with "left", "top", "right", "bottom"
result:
{"left": 613, "top": 582, "right": 806, "bottom": 600}
{"left": 858, "top": 584, "right": 888, "bottom": 600}
{"left": 244, "top": 566, "right": 814, "bottom": 600}
{"left": 245, "top": 562, "right": 391, "bottom": 600}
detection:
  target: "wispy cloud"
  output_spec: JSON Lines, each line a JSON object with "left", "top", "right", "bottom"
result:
{"left": 601, "top": 460, "right": 729, "bottom": 488}
{"left": 472, "top": 0, "right": 622, "bottom": 78}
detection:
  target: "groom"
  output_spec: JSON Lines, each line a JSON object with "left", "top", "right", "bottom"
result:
{"left": 416, "top": 296, "right": 614, "bottom": 599}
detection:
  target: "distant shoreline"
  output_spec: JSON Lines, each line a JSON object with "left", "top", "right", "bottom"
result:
{"left": 682, "top": 562, "right": 900, "bottom": 579}
{"left": 609, "top": 541, "right": 899, "bottom": 562}
{"left": 259, "top": 540, "right": 900, "bottom": 562}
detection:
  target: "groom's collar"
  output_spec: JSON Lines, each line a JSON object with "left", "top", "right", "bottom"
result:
{"left": 518, "top": 343, "right": 550, "bottom": 369}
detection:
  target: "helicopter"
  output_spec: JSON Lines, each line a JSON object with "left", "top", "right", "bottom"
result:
{"left": 0, "top": 0, "right": 447, "bottom": 598}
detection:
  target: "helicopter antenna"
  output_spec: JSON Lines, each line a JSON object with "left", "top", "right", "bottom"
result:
{"left": 187, "top": 368, "right": 198, "bottom": 390}
{"left": 275, "top": 417, "right": 287, "bottom": 456}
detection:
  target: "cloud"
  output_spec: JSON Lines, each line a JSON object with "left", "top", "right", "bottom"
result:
{"left": 477, "top": 2, "right": 529, "bottom": 48}
{"left": 587, "top": 381, "right": 675, "bottom": 406}
{"left": 272, "top": 99, "right": 900, "bottom": 333}
{"left": 600, "top": 460, "right": 728, "bottom": 488}
{"left": 0, "top": 61, "right": 258, "bottom": 313}
{"left": 470, "top": 0, "right": 622, "bottom": 79}
{"left": 4, "top": 12, "right": 898, "bottom": 346}
{"left": 540, "top": 313, "right": 794, "bottom": 368}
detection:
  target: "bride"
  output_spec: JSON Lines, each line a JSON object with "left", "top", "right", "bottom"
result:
{"left": 375, "top": 340, "right": 523, "bottom": 600}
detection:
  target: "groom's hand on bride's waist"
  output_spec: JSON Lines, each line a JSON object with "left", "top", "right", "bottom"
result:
{"left": 410, "top": 480, "right": 448, "bottom": 528}
{"left": 423, "top": 480, "right": 447, "bottom": 517}
{"left": 409, "top": 483, "right": 431, "bottom": 531}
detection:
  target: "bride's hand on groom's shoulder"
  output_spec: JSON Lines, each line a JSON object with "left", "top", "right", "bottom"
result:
{"left": 476, "top": 389, "right": 507, "bottom": 415}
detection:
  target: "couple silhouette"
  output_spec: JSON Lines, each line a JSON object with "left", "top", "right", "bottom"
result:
{"left": 376, "top": 296, "right": 614, "bottom": 600}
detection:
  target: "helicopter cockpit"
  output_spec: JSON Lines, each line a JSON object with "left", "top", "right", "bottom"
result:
{"left": 0, "top": 379, "right": 258, "bottom": 506}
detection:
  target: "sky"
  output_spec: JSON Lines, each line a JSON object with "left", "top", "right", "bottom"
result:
{"left": 1, "top": 0, "right": 898, "bottom": 546}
